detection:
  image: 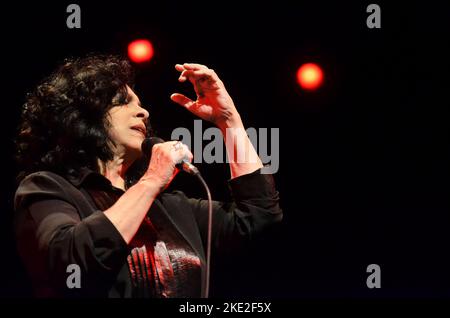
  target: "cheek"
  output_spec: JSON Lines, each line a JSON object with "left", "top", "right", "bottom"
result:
{"left": 108, "top": 125, "right": 125, "bottom": 144}
{"left": 107, "top": 110, "right": 128, "bottom": 136}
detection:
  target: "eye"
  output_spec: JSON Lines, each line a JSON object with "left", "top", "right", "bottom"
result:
{"left": 123, "top": 93, "right": 133, "bottom": 105}
{"left": 112, "top": 91, "right": 130, "bottom": 106}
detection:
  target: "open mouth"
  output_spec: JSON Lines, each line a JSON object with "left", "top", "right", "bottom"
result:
{"left": 131, "top": 125, "right": 146, "bottom": 136}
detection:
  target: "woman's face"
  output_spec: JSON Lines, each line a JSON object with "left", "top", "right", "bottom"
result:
{"left": 107, "top": 85, "right": 150, "bottom": 161}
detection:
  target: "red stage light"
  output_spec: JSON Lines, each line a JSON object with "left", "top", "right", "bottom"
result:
{"left": 128, "top": 39, "right": 154, "bottom": 63}
{"left": 297, "top": 63, "right": 324, "bottom": 90}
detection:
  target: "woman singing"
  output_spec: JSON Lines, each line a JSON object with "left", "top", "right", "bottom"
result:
{"left": 14, "top": 55, "right": 282, "bottom": 297}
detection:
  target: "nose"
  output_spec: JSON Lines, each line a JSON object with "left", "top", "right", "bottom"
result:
{"left": 136, "top": 106, "right": 150, "bottom": 122}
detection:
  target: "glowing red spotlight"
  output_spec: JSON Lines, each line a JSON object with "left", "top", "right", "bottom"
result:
{"left": 297, "top": 63, "right": 324, "bottom": 90}
{"left": 128, "top": 39, "right": 154, "bottom": 63}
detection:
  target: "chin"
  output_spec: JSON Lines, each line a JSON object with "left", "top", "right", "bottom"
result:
{"left": 131, "top": 141, "right": 143, "bottom": 153}
{"left": 126, "top": 139, "right": 144, "bottom": 154}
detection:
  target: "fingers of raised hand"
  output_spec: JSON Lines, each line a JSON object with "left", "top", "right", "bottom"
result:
{"left": 177, "top": 63, "right": 208, "bottom": 71}
{"left": 170, "top": 93, "right": 196, "bottom": 109}
{"left": 175, "top": 63, "right": 217, "bottom": 83}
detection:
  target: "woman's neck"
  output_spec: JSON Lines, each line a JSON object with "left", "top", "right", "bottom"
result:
{"left": 99, "top": 157, "right": 130, "bottom": 191}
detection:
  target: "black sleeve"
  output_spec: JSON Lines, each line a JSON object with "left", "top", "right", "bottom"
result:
{"left": 187, "top": 168, "right": 283, "bottom": 255}
{"left": 14, "top": 173, "right": 129, "bottom": 296}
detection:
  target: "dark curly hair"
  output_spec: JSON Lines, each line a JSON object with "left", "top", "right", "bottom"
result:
{"left": 15, "top": 54, "right": 151, "bottom": 187}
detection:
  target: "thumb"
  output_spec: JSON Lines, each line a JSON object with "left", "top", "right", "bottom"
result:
{"left": 170, "top": 93, "right": 195, "bottom": 110}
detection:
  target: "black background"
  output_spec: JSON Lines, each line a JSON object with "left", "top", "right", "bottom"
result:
{"left": 0, "top": 1, "right": 449, "bottom": 298}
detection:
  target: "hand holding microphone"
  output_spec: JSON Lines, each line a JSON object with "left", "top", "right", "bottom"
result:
{"left": 140, "top": 137, "right": 198, "bottom": 192}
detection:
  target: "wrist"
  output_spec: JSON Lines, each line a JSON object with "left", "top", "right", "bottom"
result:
{"left": 137, "top": 175, "right": 162, "bottom": 198}
{"left": 217, "top": 112, "right": 243, "bottom": 131}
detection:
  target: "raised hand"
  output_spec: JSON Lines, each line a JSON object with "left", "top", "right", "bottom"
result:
{"left": 170, "top": 63, "right": 240, "bottom": 128}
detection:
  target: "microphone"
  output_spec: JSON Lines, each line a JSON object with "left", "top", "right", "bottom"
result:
{"left": 141, "top": 137, "right": 200, "bottom": 175}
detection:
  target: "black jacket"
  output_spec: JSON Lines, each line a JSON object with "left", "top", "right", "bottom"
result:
{"left": 14, "top": 168, "right": 282, "bottom": 297}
